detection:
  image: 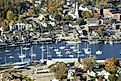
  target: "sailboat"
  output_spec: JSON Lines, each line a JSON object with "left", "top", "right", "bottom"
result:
{"left": 30, "top": 46, "right": 36, "bottom": 61}
{"left": 18, "top": 46, "right": 26, "bottom": 62}
{"left": 83, "top": 42, "right": 91, "bottom": 55}
{"left": 5, "top": 47, "right": 10, "bottom": 53}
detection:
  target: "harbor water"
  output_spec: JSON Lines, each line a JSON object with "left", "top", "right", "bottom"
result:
{"left": 0, "top": 42, "right": 121, "bottom": 64}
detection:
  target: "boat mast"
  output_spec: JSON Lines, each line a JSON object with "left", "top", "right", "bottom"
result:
{"left": 41, "top": 43, "right": 44, "bottom": 62}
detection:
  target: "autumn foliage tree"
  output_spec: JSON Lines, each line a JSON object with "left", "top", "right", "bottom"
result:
{"left": 104, "top": 57, "right": 120, "bottom": 74}
{"left": 82, "top": 57, "right": 97, "bottom": 71}
{"left": 50, "top": 62, "right": 67, "bottom": 80}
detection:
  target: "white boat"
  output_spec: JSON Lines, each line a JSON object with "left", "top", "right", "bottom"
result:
{"left": 23, "top": 47, "right": 30, "bottom": 50}
{"left": 77, "top": 51, "right": 81, "bottom": 54}
{"left": 10, "top": 44, "right": 16, "bottom": 47}
{"left": 66, "top": 41, "right": 81, "bottom": 45}
{"left": 18, "top": 46, "right": 26, "bottom": 62}
{"left": 5, "top": 49, "right": 10, "bottom": 53}
{"left": 70, "top": 46, "right": 76, "bottom": 49}
{"left": 96, "top": 50, "right": 103, "bottom": 55}
{"left": 56, "top": 51, "right": 61, "bottom": 55}
{"left": 66, "top": 51, "right": 71, "bottom": 54}
{"left": 59, "top": 46, "right": 65, "bottom": 50}
{"left": 19, "top": 54, "right": 26, "bottom": 59}
{"left": 109, "top": 41, "right": 113, "bottom": 45}
{"left": 68, "top": 55, "right": 74, "bottom": 58}
{"left": 8, "top": 56, "right": 14, "bottom": 59}
{"left": 54, "top": 49, "right": 59, "bottom": 52}
{"left": 49, "top": 46, "right": 54, "bottom": 49}
{"left": 30, "top": 46, "right": 36, "bottom": 60}
{"left": 41, "top": 49, "right": 46, "bottom": 52}
{"left": 57, "top": 54, "right": 63, "bottom": 57}
{"left": 73, "top": 49, "right": 78, "bottom": 52}
{"left": 83, "top": 48, "right": 91, "bottom": 55}
{"left": 13, "top": 62, "right": 28, "bottom": 69}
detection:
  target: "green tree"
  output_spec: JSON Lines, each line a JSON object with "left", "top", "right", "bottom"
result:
{"left": 117, "top": 74, "right": 121, "bottom": 81}
{"left": 96, "top": 27, "right": 103, "bottom": 37}
{"left": 104, "top": 57, "right": 120, "bottom": 74}
{"left": 82, "top": 57, "right": 97, "bottom": 71}
{"left": 6, "top": 10, "right": 14, "bottom": 21}
{"left": 95, "top": 0, "right": 109, "bottom": 7}
{"left": 82, "top": 11, "right": 93, "bottom": 19}
{"left": 108, "top": 74, "right": 117, "bottom": 81}
{"left": 65, "top": 14, "right": 73, "bottom": 21}
{"left": 76, "top": 18, "right": 86, "bottom": 25}
{"left": 50, "top": 62, "right": 67, "bottom": 80}
{"left": 47, "top": 0, "right": 64, "bottom": 14}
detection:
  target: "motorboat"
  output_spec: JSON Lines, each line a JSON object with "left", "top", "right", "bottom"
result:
{"left": 5, "top": 49, "right": 10, "bottom": 53}
{"left": 19, "top": 54, "right": 26, "bottom": 59}
{"left": 68, "top": 55, "right": 74, "bottom": 58}
{"left": 59, "top": 46, "right": 65, "bottom": 50}
{"left": 83, "top": 48, "right": 91, "bottom": 55}
{"left": 54, "top": 49, "right": 59, "bottom": 52}
{"left": 73, "top": 49, "right": 78, "bottom": 52}
{"left": 70, "top": 46, "right": 76, "bottom": 49}
{"left": 23, "top": 47, "right": 30, "bottom": 50}
{"left": 8, "top": 56, "right": 14, "bottom": 59}
{"left": 96, "top": 50, "right": 103, "bottom": 55}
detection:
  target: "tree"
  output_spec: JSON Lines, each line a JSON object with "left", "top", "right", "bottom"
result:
{"left": 81, "top": 11, "right": 93, "bottom": 19}
{"left": 95, "top": 0, "right": 110, "bottom": 7}
{"left": 81, "top": 57, "right": 97, "bottom": 71}
{"left": 78, "top": 0, "right": 88, "bottom": 6}
{"left": 47, "top": 0, "right": 64, "bottom": 14}
{"left": 50, "top": 62, "right": 67, "bottom": 80}
{"left": 104, "top": 57, "right": 120, "bottom": 74}
{"left": 6, "top": 10, "right": 14, "bottom": 21}
{"left": 65, "top": 14, "right": 73, "bottom": 21}
{"left": 76, "top": 18, "right": 86, "bottom": 25}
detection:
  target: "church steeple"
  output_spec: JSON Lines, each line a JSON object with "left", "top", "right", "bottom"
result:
{"left": 75, "top": 1, "right": 79, "bottom": 18}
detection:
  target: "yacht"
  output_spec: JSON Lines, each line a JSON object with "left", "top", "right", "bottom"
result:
{"left": 96, "top": 50, "right": 103, "bottom": 55}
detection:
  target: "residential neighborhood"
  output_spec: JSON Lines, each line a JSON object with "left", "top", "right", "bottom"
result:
{"left": 0, "top": 0, "right": 121, "bottom": 81}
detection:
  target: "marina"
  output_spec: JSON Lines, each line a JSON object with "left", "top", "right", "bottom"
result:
{"left": 0, "top": 42, "right": 121, "bottom": 64}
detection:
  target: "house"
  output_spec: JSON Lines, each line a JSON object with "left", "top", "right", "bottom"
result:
{"left": 96, "top": 8, "right": 121, "bottom": 20}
